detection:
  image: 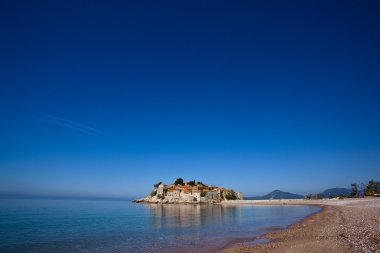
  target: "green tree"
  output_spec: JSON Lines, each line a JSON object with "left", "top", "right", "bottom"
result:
{"left": 365, "top": 180, "right": 380, "bottom": 196}
{"left": 174, "top": 178, "right": 184, "bottom": 185}
{"left": 150, "top": 190, "right": 157, "bottom": 197}
{"left": 225, "top": 192, "right": 237, "bottom": 200}
{"left": 351, "top": 183, "right": 358, "bottom": 197}
{"left": 187, "top": 180, "right": 196, "bottom": 186}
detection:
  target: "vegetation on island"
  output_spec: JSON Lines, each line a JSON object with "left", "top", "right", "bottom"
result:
{"left": 174, "top": 178, "right": 185, "bottom": 185}
{"left": 154, "top": 182, "right": 162, "bottom": 189}
{"left": 187, "top": 180, "right": 196, "bottom": 186}
{"left": 225, "top": 192, "right": 237, "bottom": 200}
{"left": 220, "top": 190, "right": 224, "bottom": 200}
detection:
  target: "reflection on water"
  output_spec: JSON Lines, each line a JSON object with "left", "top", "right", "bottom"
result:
{"left": 148, "top": 204, "right": 245, "bottom": 229}
{"left": 146, "top": 204, "right": 314, "bottom": 231}
{"left": 143, "top": 204, "right": 320, "bottom": 252}
{"left": 0, "top": 199, "right": 320, "bottom": 253}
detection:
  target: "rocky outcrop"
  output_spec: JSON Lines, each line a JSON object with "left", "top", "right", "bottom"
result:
{"left": 134, "top": 179, "right": 243, "bottom": 204}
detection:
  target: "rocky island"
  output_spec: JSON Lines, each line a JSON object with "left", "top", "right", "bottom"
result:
{"left": 134, "top": 178, "right": 243, "bottom": 204}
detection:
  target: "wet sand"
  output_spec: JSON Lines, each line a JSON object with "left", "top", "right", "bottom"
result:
{"left": 222, "top": 198, "right": 380, "bottom": 253}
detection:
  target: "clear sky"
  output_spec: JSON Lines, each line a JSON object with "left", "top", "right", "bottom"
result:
{"left": 1, "top": 0, "right": 379, "bottom": 198}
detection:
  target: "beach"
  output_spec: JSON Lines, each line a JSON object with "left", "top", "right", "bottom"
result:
{"left": 223, "top": 198, "right": 380, "bottom": 253}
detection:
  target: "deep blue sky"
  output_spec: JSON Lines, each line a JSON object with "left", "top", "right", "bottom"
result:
{"left": 1, "top": 0, "right": 380, "bottom": 198}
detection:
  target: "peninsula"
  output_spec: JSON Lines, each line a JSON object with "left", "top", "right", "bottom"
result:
{"left": 134, "top": 178, "right": 243, "bottom": 204}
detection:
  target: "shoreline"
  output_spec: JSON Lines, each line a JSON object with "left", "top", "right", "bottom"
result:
{"left": 222, "top": 198, "right": 380, "bottom": 253}
{"left": 218, "top": 204, "right": 325, "bottom": 251}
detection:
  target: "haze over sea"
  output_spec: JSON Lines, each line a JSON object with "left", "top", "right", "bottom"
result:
{"left": 0, "top": 199, "right": 319, "bottom": 253}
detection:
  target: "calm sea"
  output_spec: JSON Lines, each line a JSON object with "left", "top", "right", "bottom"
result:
{"left": 0, "top": 199, "right": 319, "bottom": 252}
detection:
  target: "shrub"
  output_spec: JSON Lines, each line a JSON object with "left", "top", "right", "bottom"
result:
{"left": 225, "top": 192, "right": 237, "bottom": 200}
{"left": 150, "top": 190, "right": 157, "bottom": 197}
{"left": 200, "top": 191, "right": 207, "bottom": 197}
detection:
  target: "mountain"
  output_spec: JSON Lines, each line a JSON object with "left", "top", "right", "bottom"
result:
{"left": 320, "top": 188, "right": 351, "bottom": 198}
{"left": 245, "top": 190, "right": 304, "bottom": 200}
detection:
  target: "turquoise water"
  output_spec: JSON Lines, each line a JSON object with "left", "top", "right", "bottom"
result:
{"left": 0, "top": 199, "right": 319, "bottom": 252}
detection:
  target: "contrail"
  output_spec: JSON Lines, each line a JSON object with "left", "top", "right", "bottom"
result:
{"left": 32, "top": 113, "right": 111, "bottom": 137}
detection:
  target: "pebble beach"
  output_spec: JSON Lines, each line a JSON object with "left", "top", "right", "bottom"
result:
{"left": 223, "top": 198, "right": 380, "bottom": 253}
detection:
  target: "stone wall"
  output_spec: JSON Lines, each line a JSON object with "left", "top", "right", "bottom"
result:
{"left": 157, "top": 184, "right": 164, "bottom": 197}
{"left": 235, "top": 191, "right": 243, "bottom": 200}
{"left": 206, "top": 192, "right": 220, "bottom": 200}
{"left": 166, "top": 190, "right": 180, "bottom": 201}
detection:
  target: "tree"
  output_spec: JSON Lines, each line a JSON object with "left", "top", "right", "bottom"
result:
{"left": 365, "top": 180, "right": 380, "bottom": 196}
{"left": 351, "top": 183, "right": 358, "bottom": 197}
{"left": 197, "top": 181, "right": 205, "bottom": 186}
{"left": 187, "top": 180, "right": 196, "bottom": 186}
{"left": 225, "top": 192, "right": 237, "bottom": 200}
{"left": 359, "top": 183, "right": 366, "bottom": 197}
{"left": 174, "top": 178, "right": 184, "bottom": 185}
{"left": 154, "top": 182, "right": 162, "bottom": 188}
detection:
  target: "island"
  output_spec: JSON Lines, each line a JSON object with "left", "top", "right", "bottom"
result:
{"left": 134, "top": 178, "right": 243, "bottom": 204}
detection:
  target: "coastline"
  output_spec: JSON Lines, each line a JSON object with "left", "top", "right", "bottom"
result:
{"left": 222, "top": 198, "right": 380, "bottom": 253}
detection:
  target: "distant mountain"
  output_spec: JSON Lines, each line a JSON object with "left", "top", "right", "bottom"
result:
{"left": 320, "top": 188, "right": 351, "bottom": 198}
{"left": 245, "top": 190, "right": 304, "bottom": 200}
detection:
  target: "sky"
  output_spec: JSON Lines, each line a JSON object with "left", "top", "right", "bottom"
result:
{"left": 1, "top": 0, "right": 380, "bottom": 198}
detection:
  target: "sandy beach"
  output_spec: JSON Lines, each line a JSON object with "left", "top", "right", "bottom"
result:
{"left": 223, "top": 198, "right": 380, "bottom": 253}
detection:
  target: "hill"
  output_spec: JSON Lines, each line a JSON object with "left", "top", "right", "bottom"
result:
{"left": 245, "top": 189, "right": 304, "bottom": 200}
{"left": 320, "top": 188, "right": 351, "bottom": 198}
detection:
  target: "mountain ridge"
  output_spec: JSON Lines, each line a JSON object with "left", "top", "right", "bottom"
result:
{"left": 245, "top": 189, "right": 304, "bottom": 200}
{"left": 320, "top": 188, "right": 352, "bottom": 197}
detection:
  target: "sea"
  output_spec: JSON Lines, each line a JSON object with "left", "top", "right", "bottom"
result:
{"left": 0, "top": 198, "right": 320, "bottom": 253}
